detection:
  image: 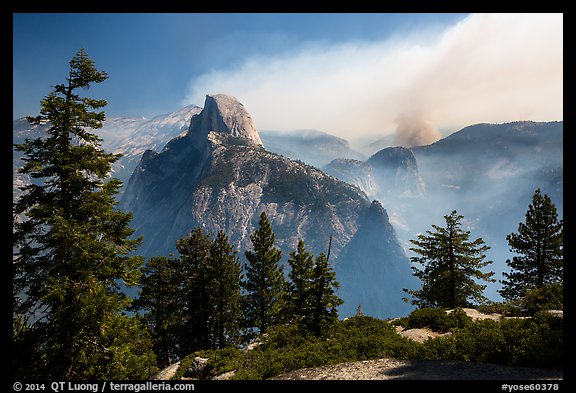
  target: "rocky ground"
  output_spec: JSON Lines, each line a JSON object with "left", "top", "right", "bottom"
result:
{"left": 270, "top": 358, "right": 562, "bottom": 380}
{"left": 152, "top": 361, "right": 180, "bottom": 380}
{"left": 154, "top": 308, "right": 563, "bottom": 381}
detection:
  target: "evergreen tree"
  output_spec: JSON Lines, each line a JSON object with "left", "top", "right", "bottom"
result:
{"left": 133, "top": 228, "right": 244, "bottom": 358}
{"left": 404, "top": 210, "right": 495, "bottom": 309}
{"left": 499, "top": 189, "right": 563, "bottom": 301}
{"left": 209, "top": 230, "right": 243, "bottom": 349}
{"left": 12, "top": 49, "right": 154, "bottom": 379}
{"left": 243, "top": 212, "right": 286, "bottom": 336}
{"left": 285, "top": 240, "right": 315, "bottom": 323}
{"left": 306, "top": 252, "right": 343, "bottom": 336}
{"left": 130, "top": 256, "right": 181, "bottom": 368}
{"left": 176, "top": 227, "right": 213, "bottom": 353}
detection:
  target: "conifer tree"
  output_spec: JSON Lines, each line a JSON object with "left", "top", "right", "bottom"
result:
{"left": 404, "top": 210, "right": 495, "bottom": 309}
{"left": 243, "top": 212, "right": 286, "bottom": 335}
{"left": 499, "top": 188, "right": 563, "bottom": 301}
{"left": 306, "top": 252, "right": 343, "bottom": 336}
{"left": 130, "top": 256, "right": 181, "bottom": 367}
{"left": 285, "top": 240, "right": 315, "bottom": 323}
{"left": 209, "top": 230, "right": 243, "bottom": 349}
{"left": 134, "top": 228, "right": 243, "bottom": 357}
{"left": 12, "top": 49, "right": 154, "bottom": 379}
{"left": 176, "top": 227, "right": 213, "bottom": 353}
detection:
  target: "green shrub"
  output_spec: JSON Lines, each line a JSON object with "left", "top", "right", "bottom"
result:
{"left": 504, "top": 314, "right": 563, "bottom": 369}
{"left": 521, "top": 283, "right": 563, "bottom": 315}
{"left": 400, "top": 307, "right": 472, "bottom": 333}
{"left": 174, "top": 309, "right": 562, "bottom": 380}
{"left": 452, "top": 319, "right": 509, "bottom": 364}
{"left": 476, "top": 301, "right": 523, "bottom": 316}
{"left": 446, "top": 307, "right": 473, "bottom": 330}
{"left": 420, "top": 315, "right": 563, "bottom": 369}
{"left": 232, "top": 317, "right": 421, "bottom": 379}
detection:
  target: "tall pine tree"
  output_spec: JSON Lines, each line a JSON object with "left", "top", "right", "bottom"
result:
{"left": 209, "top": 230, "right": 243, "bottom": 349}
{"left": 242, "top": 212, "right": 286, "bottom": 336}
{"left": 285, "top": 240, "right": 315, "bottom": 324}
{"left": 306, "top": 252, "right": 343, "bottom": 336}
{"left": 176, "top": 227, "right": 213, "bottom": 353}
{"left": 130, "top": 256, "right": 181, "bottom": 368}
{"left": 499, "top": 188, "right": 563, "bottom": 301}
{"left": 13, "top": 49, "right": 154, "bottom": 379}
{"left": 404, "top": 210, "right": 495, "bottom": 309}
{"left": 133, "top": 228, "right": 243, "bottom": 358}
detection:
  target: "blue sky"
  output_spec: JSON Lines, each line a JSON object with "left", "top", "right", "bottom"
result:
{"left": 13, "top": 13, "right": 562, "bottom": 144}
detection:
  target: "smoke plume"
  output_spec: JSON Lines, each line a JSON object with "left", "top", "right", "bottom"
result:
{"left": 394, "top": 112, "right": 441, "bottom": 147}
{"left": 183, "top": 13, "right": 562, "bottom": 144}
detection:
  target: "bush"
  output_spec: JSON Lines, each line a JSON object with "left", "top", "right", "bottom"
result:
{"left": 397, "top": 307, "right": 472, "bottom": 333}
{"left": 445, "top": 307, "right": 473, "bottom": 330}
{"left": 420, "top": 314, "right": 563, "bottom": 369}
{"left": 506, "top": 313, "right": 563, "bottom": 368}
{"left": 174, "top": 309, "right": 563, "bottom": 380}
{"left": 233, "top": 316, "right": 421, "bottom": 379}
{"left": 476, "top": 301, "right": 523, "bottom": 317}
{"left": 452, "top": 319, "right": 509, "bottom": 364}
{"left": 520, "top": 283, "right": 563, "bottom": 315}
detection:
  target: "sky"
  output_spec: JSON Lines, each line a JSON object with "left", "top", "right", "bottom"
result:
{"left": 13, "top": 13, "right": 563, "bottom": 145}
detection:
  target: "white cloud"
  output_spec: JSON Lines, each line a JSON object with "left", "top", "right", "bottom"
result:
{"left": 183, "top": 13, "right": 563, "bottom": 145}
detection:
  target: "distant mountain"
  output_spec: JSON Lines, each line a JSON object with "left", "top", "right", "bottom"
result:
{"left": 14, "top": 98, "right": 562, "bottom": 312}
{"left": 95, "top": 105, "right": 202, "bottom": 188}
{"left": 337, "top": 200, "right": 414, "bottom": 317}
{"left": 324, "top": 159, "right": 381, "bottom": 198}
{"left": 411, "top": 121, "right": 563, "bottom": 197}
{"left": 324, "top": 120, "right": 563, "bottom": 301}
{"left": 260, "top": 129, "right": 366, "bottom": 168}
{"left": 409, "top": 121, "right": 563, "bottom": 267}
{"left": 121, "top": 94, "right": 415, "bottom": 318}
{"left": 12, "top": 105, "right": 201, "bottom": 196}
{"left": 324, "top": 146, "right": 425, "bottom": 201}
{"left": 367, "top": 146, "right": 425, "bottom": 198}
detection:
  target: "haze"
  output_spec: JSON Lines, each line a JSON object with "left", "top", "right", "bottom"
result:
{"left": 183, "top": 13, "right": 563, "bottom": 146}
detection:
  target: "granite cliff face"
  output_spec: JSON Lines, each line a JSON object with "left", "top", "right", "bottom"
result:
{"left": 367, "top": 146, "right": 425, "bottom": 198}
{"left": 324, "top": 146, "right": 424, "bottom": 201}
{"left": 337, "top": 200, "right": 416, "bottom": 317}
{"left": 324, "top": 159, "right": 381, "bottom": 199}
{"left": 121, "top": 94, "right": 415, "bottom": 318}
{"left": 186, "top": 94, "right": 263, "bottom": 151}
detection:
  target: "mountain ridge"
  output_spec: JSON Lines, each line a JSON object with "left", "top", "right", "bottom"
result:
{"left": 13, "top": 100, "right": 562, "bottom": 315}
{"left": 120, "top": 94, "right": 415, "bottom": 318}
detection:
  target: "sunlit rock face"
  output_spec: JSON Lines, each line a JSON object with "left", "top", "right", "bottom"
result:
{"left": 186, "top": 94, "right": 263, "bottom": 152}
{"left": 121, "top": 93, "right": 414, "bottom": 319}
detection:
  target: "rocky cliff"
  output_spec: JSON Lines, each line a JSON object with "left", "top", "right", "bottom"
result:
{"left": 324, "top": 146, "right": 425, "bottom": 201}
{"left": 367, "top": 146, "right": 425, "bottom": 198}
{"left": 121, "top": 94, "right": 415, "bottom": 318}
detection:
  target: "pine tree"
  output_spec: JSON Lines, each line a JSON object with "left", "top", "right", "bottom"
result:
{"left": 243, "top": 212, "right": 286, "bottom": 336}
{"left": 499, "top": 188, "right": 563, "bottom": 301}
{"left": 176, "top": 227, "right": 213, "bottom": 353}
{"left": 134, "top": 228, "right": 244, "bottom": 357}
{"left": 285, "top": 239, "right": 315, "bottom": 323}
{"left": 130, "top": 256, "right": 181, "bottom": 368}
{"left": 306, "top": 252, "right": 343, "bottom": 336}
{"left": 12, "top": 49, "right": 154, "bottom": 379}
{"left": 404, "top": 210, "right": 495, "bottom": 309}
{"left": 209, "top": 230, "right": 243, "bottom": 349}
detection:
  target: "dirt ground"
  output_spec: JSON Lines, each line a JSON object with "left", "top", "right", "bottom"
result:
{"left": 270, "top": 357, "right": 563, "bottom": 380}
